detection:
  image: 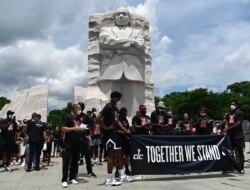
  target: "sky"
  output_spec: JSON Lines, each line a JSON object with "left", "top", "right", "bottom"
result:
{"left": 0, "top": 0, "right": 250, "bottom": 110}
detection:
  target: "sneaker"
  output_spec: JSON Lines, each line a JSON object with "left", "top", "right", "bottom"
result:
{"left": 62, "top": 181, "right": 68, "bottom": 188}
{"left": 69, "top": 179, "right": 78, "bottom": 185}
{"left": 114, "top": 170, "right": 119, "bottom": 179}
{"left": 120, "top": 175, "right": 132, "bottom": 183}
{"left": 105, "top": 178, "right": 122, "bottom": 186}
{"left": 87, "top": 172, "right": 97, "bottom": 178}
{"left": 240, "top": 169, "right": 245, "bottom": 174}
{"left": 125, "top": 169, "right": 131, "bottom": 176}
{"left": 20, "top": 161, "right": 25, "bottom": 168}
{"left": 25, "top": 168, "right": 31, "bottom": 172}
{"left": 5, "top": 166, "right": 12, "bottom": 172}
{"left": 79, "top": 159, "right": 84, "bottom": 165}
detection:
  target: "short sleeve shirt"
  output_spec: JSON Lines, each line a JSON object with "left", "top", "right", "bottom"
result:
{"left": 100, "top": 103, "right": 119, "bottom": 130}
{"left": 62, "top": 114, "right": 81, "bottom": 143}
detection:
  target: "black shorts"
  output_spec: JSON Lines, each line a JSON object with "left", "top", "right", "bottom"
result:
{"left": 105, "top": 132, "right": 121, "bottom": 150}
{"left": 121, "top": 135, "right": 130, "bottom": 155}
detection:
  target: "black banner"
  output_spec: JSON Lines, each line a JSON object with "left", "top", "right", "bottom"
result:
{"left": 131, "top": 135, "right": 234, "bottom": 175}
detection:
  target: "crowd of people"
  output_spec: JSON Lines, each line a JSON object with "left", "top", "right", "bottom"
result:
{"left": 0, "top": 91, "right": 248, "bottom": 188}
{"left": 0, "top": 112, "right": 58, "bottom": 172}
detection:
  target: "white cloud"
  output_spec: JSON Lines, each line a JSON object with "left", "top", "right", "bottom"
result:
{"left": 1, "top": 0, "right": 250, "bottom": 110}
{"left": 0, "top": 39, "right": 86, "bottom": 109}
{"left": 219, "top": 44, "right": 250, "bottom": 84}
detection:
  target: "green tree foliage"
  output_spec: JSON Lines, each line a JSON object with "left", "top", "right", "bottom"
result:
{"left": 161, "top": 81, "right": 250, "bottom": 120}
{"left": 0, "top": 97, "right": 10, "bottom": 110}
{"left": 47, "top": 102, "right": 72, "bottom": 130}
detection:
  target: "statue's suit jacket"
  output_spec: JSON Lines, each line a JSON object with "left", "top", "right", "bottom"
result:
{"left": 99, "top": 26, "right": 145, "bottom": 82}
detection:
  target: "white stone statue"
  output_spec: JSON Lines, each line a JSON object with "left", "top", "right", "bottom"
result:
{"left": 83, "top": 7, "right": 155, "bottom": 118}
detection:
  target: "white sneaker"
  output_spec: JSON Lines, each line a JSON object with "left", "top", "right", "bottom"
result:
{"left": 5, "top": 166, "right": 12, "bottom": 172}
{"left": 69, "top": 179, "right": 78, "bottom": 185}
{"left": 62, "top": 181, "right": 68, "bottom": 188}
{"left": 120, "top": 175, "right": 132, "bottom": 183}
{"left": 105, "top": 178, "right": 122, "bottom": 186}
{"left": 20, "top": 161, "right": 25, "bottom": 168}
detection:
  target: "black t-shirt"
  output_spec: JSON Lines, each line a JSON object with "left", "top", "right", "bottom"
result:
{"left": 195, "top": 113, "right": 210, "bottom": 135}
{"left": 151, "top": 111, "right": 168, "bottom": 125}
{"left": 45, "top": 125, "right": 53, "bottom": 136}
{"left": 132, "top": 114, "right": 150, "bottom": 135}
{"left": 62, "top": 114, "right": 81, "bottom": 143}
{"left": 0, "top": 118, "right": 18, "bottom": 143}
{"left": 100, "top": 103, "right": 119, "bottom": 131}
{"left": 45, "top": 124, "right": 54, "bottom": 143}
{"left": 179, "top": 120, "right": 192, "bottom": 133}
{"left": 17, "top": 126, "right": 26, "bottom": 139}
{"left": 151, "top": 111, "right": 168, "bottom": 135}
{"left": 226, "top": 110, "right": 244, "bottom": 138}
{"left": 119, "top": 116, "right": 130, "bottom": 130}
{"left": 27, "top": 119, "right": 46, "bottom": 143}
{"left": 53, "top": 131, "right": 61, "bottom": 141}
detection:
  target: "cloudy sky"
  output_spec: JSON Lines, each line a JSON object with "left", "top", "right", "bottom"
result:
{"left": 0, "top": 0, "right": 250, "bottom": 110}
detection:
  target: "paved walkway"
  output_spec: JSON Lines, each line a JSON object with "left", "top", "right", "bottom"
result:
{"left": 1, "top": 145, "right": 250, "bottom": 190}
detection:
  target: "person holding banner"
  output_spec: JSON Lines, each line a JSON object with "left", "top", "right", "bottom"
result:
{"left": 119, "top": 107, "right": 131, "bottom": 175}
{"left": 132, "top": 105, "right": 151, "bottom": 135}
{"left": 179, "top": 113, "right": 193, "bottom": 135}
{"left": 166, "top": 108, "right": 177, "bottom": 135}
{"left": 150, "top": 101, "right": 169, "bottom": 135}
{"left": 194, "top": 106, "right": 212, "bottom": 135}
{"left": 96, "top": 91, "right": 132, "bottom": 186}
{"left": 224, "top": 100, "right": 245, "bottom": 174}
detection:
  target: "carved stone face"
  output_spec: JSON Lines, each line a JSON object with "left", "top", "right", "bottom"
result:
{"left": 115, "top": 8, "right": 130, "bottom": 26}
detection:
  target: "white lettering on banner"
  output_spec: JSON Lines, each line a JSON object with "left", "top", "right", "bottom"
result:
{"left": 197, "top": 145, "right": 221, "bottom": 161}
{"left": 144, "top": 145, "right": 221, "bottom": 163}
{"left": 133, "top": 149, "right": 144, "bottom": 160}
{"left": 184, "top": 145, "right": 196, "bottom": 162}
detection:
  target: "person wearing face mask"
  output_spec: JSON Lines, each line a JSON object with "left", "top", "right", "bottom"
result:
{"left": 26, "top": 114, "right": 47, "bottom": 172}
{"left": 194, "top": 106, "right": 211, "bottom": 135}
{"left": 77, "top": 111, "right": 97, "bottom": 178}
{"left": 179, "top": 113, "right": 193, "bottom": 135}
{"left": 61, "top": 104, "right": 87, "bottom": 188}
{"left": 89, "top": 108, "right": 102, "bottom": 166}
{"left": 224, "top": 100, "right": 245, "bottom": 174}
{"left": 0, "top": 110, "right": 18, "bottom": 172}
{"left": 150, "top": 101, "right": 168, "bottom": 135}
{"left": 132, "top": 105, "right": 151, "bottom": 135}
{"left": 166, "top": 108, "right": 177, "bottom": 135}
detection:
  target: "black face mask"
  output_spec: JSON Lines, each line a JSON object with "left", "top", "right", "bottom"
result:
{"left": 140, "top": 110, "right": 146, "bottom": 115}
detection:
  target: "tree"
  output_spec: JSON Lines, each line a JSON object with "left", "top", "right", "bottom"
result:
{"left": 0, "top": 97, "right": 10, "bottom": 110}
{"left": 47, "top": 102, "right": 72, "bottom": 130}
{"left": 160, "top": 82, "right": 250, "bottom": 120}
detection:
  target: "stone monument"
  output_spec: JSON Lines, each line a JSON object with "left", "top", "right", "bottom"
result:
{"left": 83, "top": 7, "right": 155, "bottom": 117}
{"left": 0, "top": 84, "right": 48, "bottom": 122}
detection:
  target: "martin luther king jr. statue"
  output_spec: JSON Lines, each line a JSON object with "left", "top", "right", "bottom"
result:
{"left": 84, "top": 7, "right": 155, "bottom": 118}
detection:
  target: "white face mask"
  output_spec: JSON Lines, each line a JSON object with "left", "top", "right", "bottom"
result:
{"left": 230, "top": 105, "right": 236, "bottom": 110}
{"left": 158, "top": 108, "right": 164, "bottom": 112}
{"left": 9, "top": 114, "right": 14, "bottom": 119}
{"left": 93, "top": 112, "right": 97, "bottom": 116}
{"left": 77, "top": 111, "right": 81, "bottom": 115}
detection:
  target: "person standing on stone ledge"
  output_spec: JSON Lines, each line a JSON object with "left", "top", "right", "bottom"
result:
{"left": 99, "top": 7, "right": 146, "bottom": 118}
